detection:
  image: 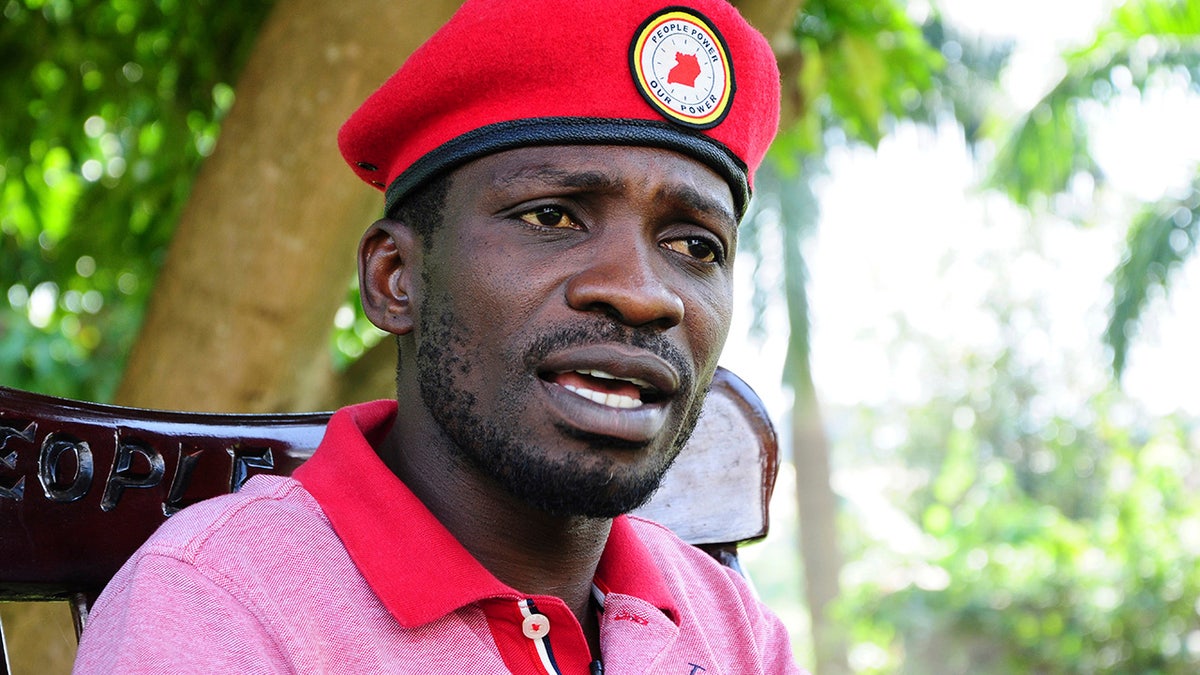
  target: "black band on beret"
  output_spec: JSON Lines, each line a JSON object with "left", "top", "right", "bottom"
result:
{"left": 383, "top": 117, "right": 751, "bottom": 221}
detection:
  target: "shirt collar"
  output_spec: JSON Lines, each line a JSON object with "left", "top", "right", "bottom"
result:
{"left": 294, "top": 400, "right": 679, "bottom": 628}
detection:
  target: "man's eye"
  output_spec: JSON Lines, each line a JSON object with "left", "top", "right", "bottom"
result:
{"left": 519, "top": 207, "right": 579, "bottom": 229}
{"left": 664, "top": 237, "right": 722, "bottom": 264}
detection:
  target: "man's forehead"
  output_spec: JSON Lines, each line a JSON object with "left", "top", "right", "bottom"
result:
{"left": 467, "top": 146, "right": 738, "bottom": 226}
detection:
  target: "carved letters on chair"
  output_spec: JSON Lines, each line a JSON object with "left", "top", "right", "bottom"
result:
{"left": 0, "top": 420, "right": 34, "bottom": 501}
{"left": 0, "top": 419, "right": 282, "bottom": 516}
{"left": 0, "top": 394, "right": 323, "bottom": 600}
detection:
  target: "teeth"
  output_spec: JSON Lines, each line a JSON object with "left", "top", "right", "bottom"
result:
{"left": 563, "top": 385, "right": 644, "bottom": 409}
{"left": 576, "top": 369, "right": 653, "bottom": 389}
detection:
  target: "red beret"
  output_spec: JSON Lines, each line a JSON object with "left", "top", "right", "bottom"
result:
{"left": 339, "top": 0, "right": 780, "bottom": 218}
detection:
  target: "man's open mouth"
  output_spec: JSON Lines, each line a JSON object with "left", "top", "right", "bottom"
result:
{"left": 544, "top": 369, "right": 666, "bottom": 410}
{"left": 532, "top": 344, "right": 682, "bottom": 442}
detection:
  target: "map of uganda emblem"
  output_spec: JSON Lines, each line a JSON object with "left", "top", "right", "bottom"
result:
{"left": 629, "top": 8, "right": 735, "bottom": 129}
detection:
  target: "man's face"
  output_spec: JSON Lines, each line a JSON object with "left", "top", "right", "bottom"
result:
{"left": 411, "top": 145, "right": 737, "bottom": 517}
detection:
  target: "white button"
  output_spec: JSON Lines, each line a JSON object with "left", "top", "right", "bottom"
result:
{"left": 522, "top": 613, "right": 550, "bottom": 639}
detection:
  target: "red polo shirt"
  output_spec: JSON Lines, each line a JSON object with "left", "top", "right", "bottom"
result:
{"left": 76, "top": 401, "right": 801, "bottom": 674}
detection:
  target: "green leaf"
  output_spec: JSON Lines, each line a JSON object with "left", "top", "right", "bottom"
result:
{"left": 1105, "top": 178, "right": 1200, "bottom": 376}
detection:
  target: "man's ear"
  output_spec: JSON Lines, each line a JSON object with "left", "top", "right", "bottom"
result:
{"left": 358, "top": 218, "right": 419, "bottom": 335}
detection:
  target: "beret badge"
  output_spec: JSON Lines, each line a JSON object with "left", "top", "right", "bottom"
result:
{"left": 629, "top": 8, "right": 735, "bottom": 129}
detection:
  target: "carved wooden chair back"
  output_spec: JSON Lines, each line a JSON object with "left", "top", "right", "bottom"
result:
{"left": 0, "top": 366, "right": 777, "bottom": 671}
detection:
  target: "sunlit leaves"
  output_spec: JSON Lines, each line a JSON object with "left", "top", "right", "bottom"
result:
{"left": 826, "top": 33, "right": 889, "bottom": 146}
{"left": 1105, "top": 0, "right": 1200, "bottom": 41}
{"left": 837, "top": 351, "right": 1200, "bottom": 672}
{"left": 1106, "top": 181, "right": 1200, "bottom": 376}
{"left": 0, "top": 0, "right": 275, "bottom": 400}
{"left": 987, "top": 0, "right": 1200, "bottom": 376}
{"left": 989, "top": 0, "right": 1200, "bottom": 206}
{"left": 785, "top": 0, "right": 944, "bottom": 154}
{"left": 330, "top": 280, "right": 386, "bottom": 371}
{"left": 989, "top": 42, "right": 1198, "bottom": 206}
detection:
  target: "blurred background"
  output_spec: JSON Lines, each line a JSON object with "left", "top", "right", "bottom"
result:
{"left": 2, "top": 0, "right": 1199, "bottom": 672}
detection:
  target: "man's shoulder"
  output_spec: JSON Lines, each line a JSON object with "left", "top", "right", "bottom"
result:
{"left": 134, "top": 474, "right": 328, "bottom": 567}
{"left": 621, "top": 514, "right": 740, "bottom": 585}
{"left": 617, "top": 514, "right": 802, "bottom": 671}
{"left": 90, "top": 473, "right": 357, "bottom": 621}
{"left": 623, "top": 514, "right": 720, "bottom": 556}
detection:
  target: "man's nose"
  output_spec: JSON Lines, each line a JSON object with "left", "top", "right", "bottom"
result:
{"left": 564, "top": 235, "right": 685, "bottom": 330}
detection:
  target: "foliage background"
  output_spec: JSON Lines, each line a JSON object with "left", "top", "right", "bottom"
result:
{"left": 1, "top": 0, "right": 274, "bottom": 402}
{"left": 732, "top": 0, "right": 1200, "bottom": 673}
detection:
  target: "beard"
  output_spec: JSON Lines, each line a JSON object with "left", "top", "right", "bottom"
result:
{"left": 414, "top": 303, "right": 708, "bottom": 519}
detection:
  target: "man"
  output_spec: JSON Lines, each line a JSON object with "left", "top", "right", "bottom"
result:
{"left": 75, "top": 0, "right": 800, "bottom": 672}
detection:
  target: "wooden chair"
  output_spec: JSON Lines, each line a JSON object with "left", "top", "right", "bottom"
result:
{"left": 0, "top": 366, "right": 778, "bottom": 672}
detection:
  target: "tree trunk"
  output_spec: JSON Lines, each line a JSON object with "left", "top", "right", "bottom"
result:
{"left": 791, "top": 377, "right": 848, "bottom": 675}
{"left": 732, "top": 0, "right": 806, "bottom": 126}
{"left": 773, "top": 158, "right": 848, "bottom": 675}
{"left": 115, "top": 0, "right": 462, "bottom": 413}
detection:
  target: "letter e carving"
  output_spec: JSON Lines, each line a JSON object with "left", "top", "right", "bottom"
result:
{"left": 0, "top": 419, "right": 35, "bottom": 501}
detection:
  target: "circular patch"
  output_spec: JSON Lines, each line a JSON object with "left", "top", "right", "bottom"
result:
{"left": 629, "top": 8, "right": 735, "bottom": 129}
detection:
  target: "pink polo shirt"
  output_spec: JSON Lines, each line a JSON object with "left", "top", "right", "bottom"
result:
{"left": 75, "top": 401, "right": 802, "bottom": 674}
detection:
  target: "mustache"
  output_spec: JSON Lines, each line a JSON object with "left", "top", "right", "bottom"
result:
{"left": 521, "top": 321, "right": 694, "bottom": 387}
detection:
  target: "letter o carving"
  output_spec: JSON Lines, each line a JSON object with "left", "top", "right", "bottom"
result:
{"left": 38, "top": 432, "right": 95, "bottom": 503}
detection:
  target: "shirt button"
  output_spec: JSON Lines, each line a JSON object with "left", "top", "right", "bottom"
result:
{"left": 522, "top": 613, "right": 550, "bottom": 639}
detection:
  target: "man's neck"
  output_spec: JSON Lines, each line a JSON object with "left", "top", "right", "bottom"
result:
{"left": 377, "top": 418, "right": 612, "bottom": 638}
